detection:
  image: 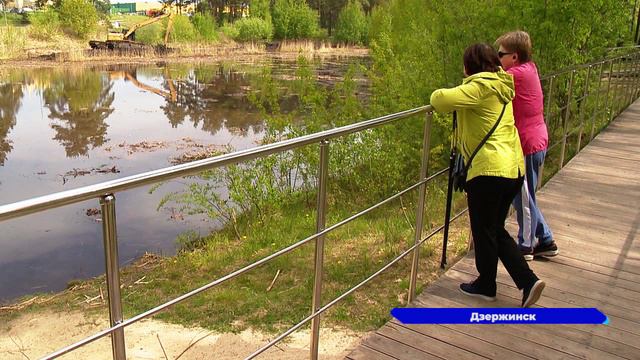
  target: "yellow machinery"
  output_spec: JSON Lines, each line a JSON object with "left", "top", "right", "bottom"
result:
{"left": 89, "top": 12, "right": 175, "bottom": 50}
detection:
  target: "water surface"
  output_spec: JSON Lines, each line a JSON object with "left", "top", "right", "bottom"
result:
{"left": 0, "top": 57, "right": 366, "bottom": 302}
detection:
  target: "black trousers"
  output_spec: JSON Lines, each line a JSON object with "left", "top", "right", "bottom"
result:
{"left": 466, "top": 175, "right": 538, "bottom": 293}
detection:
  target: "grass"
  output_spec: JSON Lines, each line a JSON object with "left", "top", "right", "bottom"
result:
{"left": 0, "top": 25, "right": 27, "bottom": 60}
{"left": 1, "top": 12, "right": 27, "bottom": 26}
{"left": 0, "top": 181, "right": 471, "bottom": 335}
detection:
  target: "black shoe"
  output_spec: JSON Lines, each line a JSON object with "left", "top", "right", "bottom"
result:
{"left": 522, "top": 280, "right": 545, "bottom": 308}
{"left": 519, "top": 246, "right": 534, "bottom": 261}
{"left": 533, "top": 242, "right": 558, "bottom": 257}
{"left": 459, "top": 282, "right": 496, "bottom": 302}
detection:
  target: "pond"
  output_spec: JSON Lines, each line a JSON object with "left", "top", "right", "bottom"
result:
{"left": 0, "top": 56, "right": 368, "bottom": 302}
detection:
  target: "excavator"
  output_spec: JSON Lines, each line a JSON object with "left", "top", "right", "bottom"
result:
{"left": 89, "top": 11, "right": 175, "bottom": 51}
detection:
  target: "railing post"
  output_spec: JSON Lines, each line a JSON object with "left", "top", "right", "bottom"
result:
{"left": 591, "top": 61, "right": 606, "bottom": 140}
{"left": 616, "top": 56, "right": 625, "bottom": 115}
{"left": 310, "top": 139, "right": 329, "bottom": 360}
{"left": 576, "top": 65, "right": 592, "bottom": 152}
{"left": 559, "top": 70, "right": 575, "bottom": 168}
{"left": 631, "top": 52, "right": 640, "bottom": 104}
{"left": 538, "top": 75, "right": 555, "bottom": 189}
{"left": 626, "top": 55, "right": 634, "bottom": 107}
{"left": 611, "top": 58, "right": 621, "bottom": 122}
{"left": 99, "top": 194, "right": 126, "bottom": 360}
{"left": 604, "top": 59, "right": 614, "bottom": 125}
{"left": 407, "top": 111, "right": 432, "bottom": 304}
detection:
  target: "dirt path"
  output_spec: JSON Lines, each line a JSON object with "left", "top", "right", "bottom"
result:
{"left": 0, "top": 310, "right": 365, "bottom": 359}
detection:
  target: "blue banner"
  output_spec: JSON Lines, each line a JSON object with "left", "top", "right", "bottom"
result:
{"left": 391, "top": 308, "right": 608, "bottom": 324}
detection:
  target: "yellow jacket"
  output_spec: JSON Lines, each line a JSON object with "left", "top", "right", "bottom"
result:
{"left": 430, "top": 69, "right": 525, "bottom": 182}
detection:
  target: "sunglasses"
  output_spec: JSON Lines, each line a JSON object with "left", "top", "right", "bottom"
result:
{"left": 498, "top": 51, "right": 515, "bottom": 58}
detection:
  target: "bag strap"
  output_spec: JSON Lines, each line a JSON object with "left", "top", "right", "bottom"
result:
{"left": 454, "top": 103, "right": 507, "bottom": 171}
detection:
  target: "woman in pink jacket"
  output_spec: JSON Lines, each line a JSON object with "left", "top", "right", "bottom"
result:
{"left": 495, "top": 31, "right": 558, "bottom": 260}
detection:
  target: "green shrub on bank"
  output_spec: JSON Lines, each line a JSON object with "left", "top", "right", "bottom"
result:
{"left": 192, "top": 13, "right": 218, "bottom": 42}
{"left": 59, "top": 0, "right": 98, "bottom": 39}
{"left": 3, "top": 13, "right": 27, "bottom": 26}
{"left": 170, "top": 15, "right": 197, "bottom": 42}
{"left": 28, "top": 9, "right": 61, "bottom": 39}
{"left": 334, "top": 0, "right": 368, "bottom": 45}
{"left": 0, "top": 26, "right": 27, "bottom": 59}
{"left": 220, "top": 21, "right": 239, "bottom": 40}
{"left": 271, "top": 0, "right": 320, "bottom": 39}
{"left": 234, "top": 17, "right": 273, "bottom": 42}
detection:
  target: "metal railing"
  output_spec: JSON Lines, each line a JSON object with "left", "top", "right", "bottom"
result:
{"left": 1, "top": 48, "right": 640, "bottom": 360}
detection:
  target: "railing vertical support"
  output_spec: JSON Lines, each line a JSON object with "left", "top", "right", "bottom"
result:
{"left": 559, "top": 70, "right": 575, "bottom": 168}
{"left": 610, "top": 58, "right": 621, "bottom": 122}
{"left": 538, "top": 75, "right": 555, "bottom": 189}
{"left": 99, "top": 194, "right": 126, "bottom": 360}
{"left": 616, "top": 57, "right": 625, "bottom": 115}
{"left": 407, "top": 111, "right": 433, "bottom": 304}
{"left": 626, "top": 55, "right": 634, "bottom": 107}
{"left": 591, "top": 61, "right": 606, "bottom": 140}
{"left": 576, "top": 65, "right": 592, "bottom": 152}
{"left": 310, "top": 139, "right": 329, "bottom": 360}
{"left": 631, "top": 53, "right": 640, "bottom": 104}
{"left": 603, "top": 59, "right": 614, "bottom": 125}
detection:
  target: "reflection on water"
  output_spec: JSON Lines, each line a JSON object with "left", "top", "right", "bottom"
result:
{"left": 0, "top": 83, "right": 22, "bottom": 165}
{"left": 0, "top": 57, "right": 366, "bottom": 302}
{"left": 45, "top": 71, "right": 115, "bottom": 157}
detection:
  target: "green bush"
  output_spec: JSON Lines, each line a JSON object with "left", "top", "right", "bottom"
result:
{"left": 192, "top": 13, "right": 217, "bottom": 42}
{"left": 234, "top": 17, "right": 272, "bottom": 42}
{"left": 271, "top": 0, "right": 319, "bottom": 39}
{"left": 58, "top": 0, "right": 98, "bottom": 39}
{"left": 170, "top": 15, "right": 197, "bottom": 42}
{"left": 334, "top": 0, "right": 368, "bottom": 45}
{"left": 28, "top": 9, "right": 62, "bottom": 39}
{"left": 220, "top": 21, "right": 239, "bottom": 40}
{"left": 3, "top": 13, "right": 27, "bottom": 26}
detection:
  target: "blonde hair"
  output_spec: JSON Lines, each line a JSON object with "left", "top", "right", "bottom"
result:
{"left": 495, "top": 31, "right": 532, "bottom": 63}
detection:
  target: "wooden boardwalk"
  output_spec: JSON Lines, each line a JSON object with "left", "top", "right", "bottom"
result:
{"left": 346, "top": 102, "right": 640, "bottom": 360}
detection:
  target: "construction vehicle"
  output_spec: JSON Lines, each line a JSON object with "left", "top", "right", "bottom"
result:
{"left": 89, "top": 12, "right": 175, "bottom": 51}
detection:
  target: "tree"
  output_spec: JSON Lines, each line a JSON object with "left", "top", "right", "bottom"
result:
{"left": 58, "top": 0, "right": 99, "bottom": 39}
{"left": 334, "top": 0, "right": 368, "bottom": 45}
{"left": 271, "top": 0, "right": 319, "bottom": 39}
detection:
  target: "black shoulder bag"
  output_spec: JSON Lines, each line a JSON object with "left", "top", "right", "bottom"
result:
{"left": 451, "top": 103, "right": 507, "bottom": 192}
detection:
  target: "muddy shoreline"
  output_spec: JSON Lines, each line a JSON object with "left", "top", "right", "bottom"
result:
{"left": 0, "top": 44, "right": 369, "bottom": 68}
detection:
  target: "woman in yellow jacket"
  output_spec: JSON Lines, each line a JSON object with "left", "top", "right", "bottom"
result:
{"left": 430, "top": 43, "right": 545, "bottom": 307}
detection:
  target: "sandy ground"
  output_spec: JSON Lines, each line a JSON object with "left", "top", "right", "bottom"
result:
{"left": 0, "top": 311, "right": 365, "bottom": 359}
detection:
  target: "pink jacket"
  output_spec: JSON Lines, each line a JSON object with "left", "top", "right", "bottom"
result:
{"left": 506, "top": 62, "right": 548, "bottom": 155}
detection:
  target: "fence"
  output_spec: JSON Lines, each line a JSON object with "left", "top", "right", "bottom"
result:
{"left": 1, "top": 48, "right": 639, "bottom": 360}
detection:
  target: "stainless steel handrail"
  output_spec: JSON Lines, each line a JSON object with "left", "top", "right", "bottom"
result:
{"left": 0, "top": 105, "right": 430, "bottom": 222}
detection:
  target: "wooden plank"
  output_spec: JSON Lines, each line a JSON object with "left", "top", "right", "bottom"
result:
{"left": 414, "top": 289, "right": 626, "bottom": 360}
{"left": 390, "top": 321, "right": 533, "bottom": 360}
{"left": 418, "top": 282, "right": 638, "bottom": 359}
{"left": 542, "top": 255, "right": 640, "bottom": 285}
{"left": 377, "top": 323, "right": 485, "bottom": 360}
{"left": 454, "top": 259, "right": 640, "bottom": 310}
{"left": 346, "top": 345, "right": 398, "bottom": 360}
{"left": 447, "top": 264, "right": 640, "bottom": 331}
{"left": 359, "top": 332, "right": 442, "bottom": 360}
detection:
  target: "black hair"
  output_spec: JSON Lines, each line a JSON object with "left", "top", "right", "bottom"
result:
{"left": 463, "top": 43, "right": 502, "bottom": 76}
